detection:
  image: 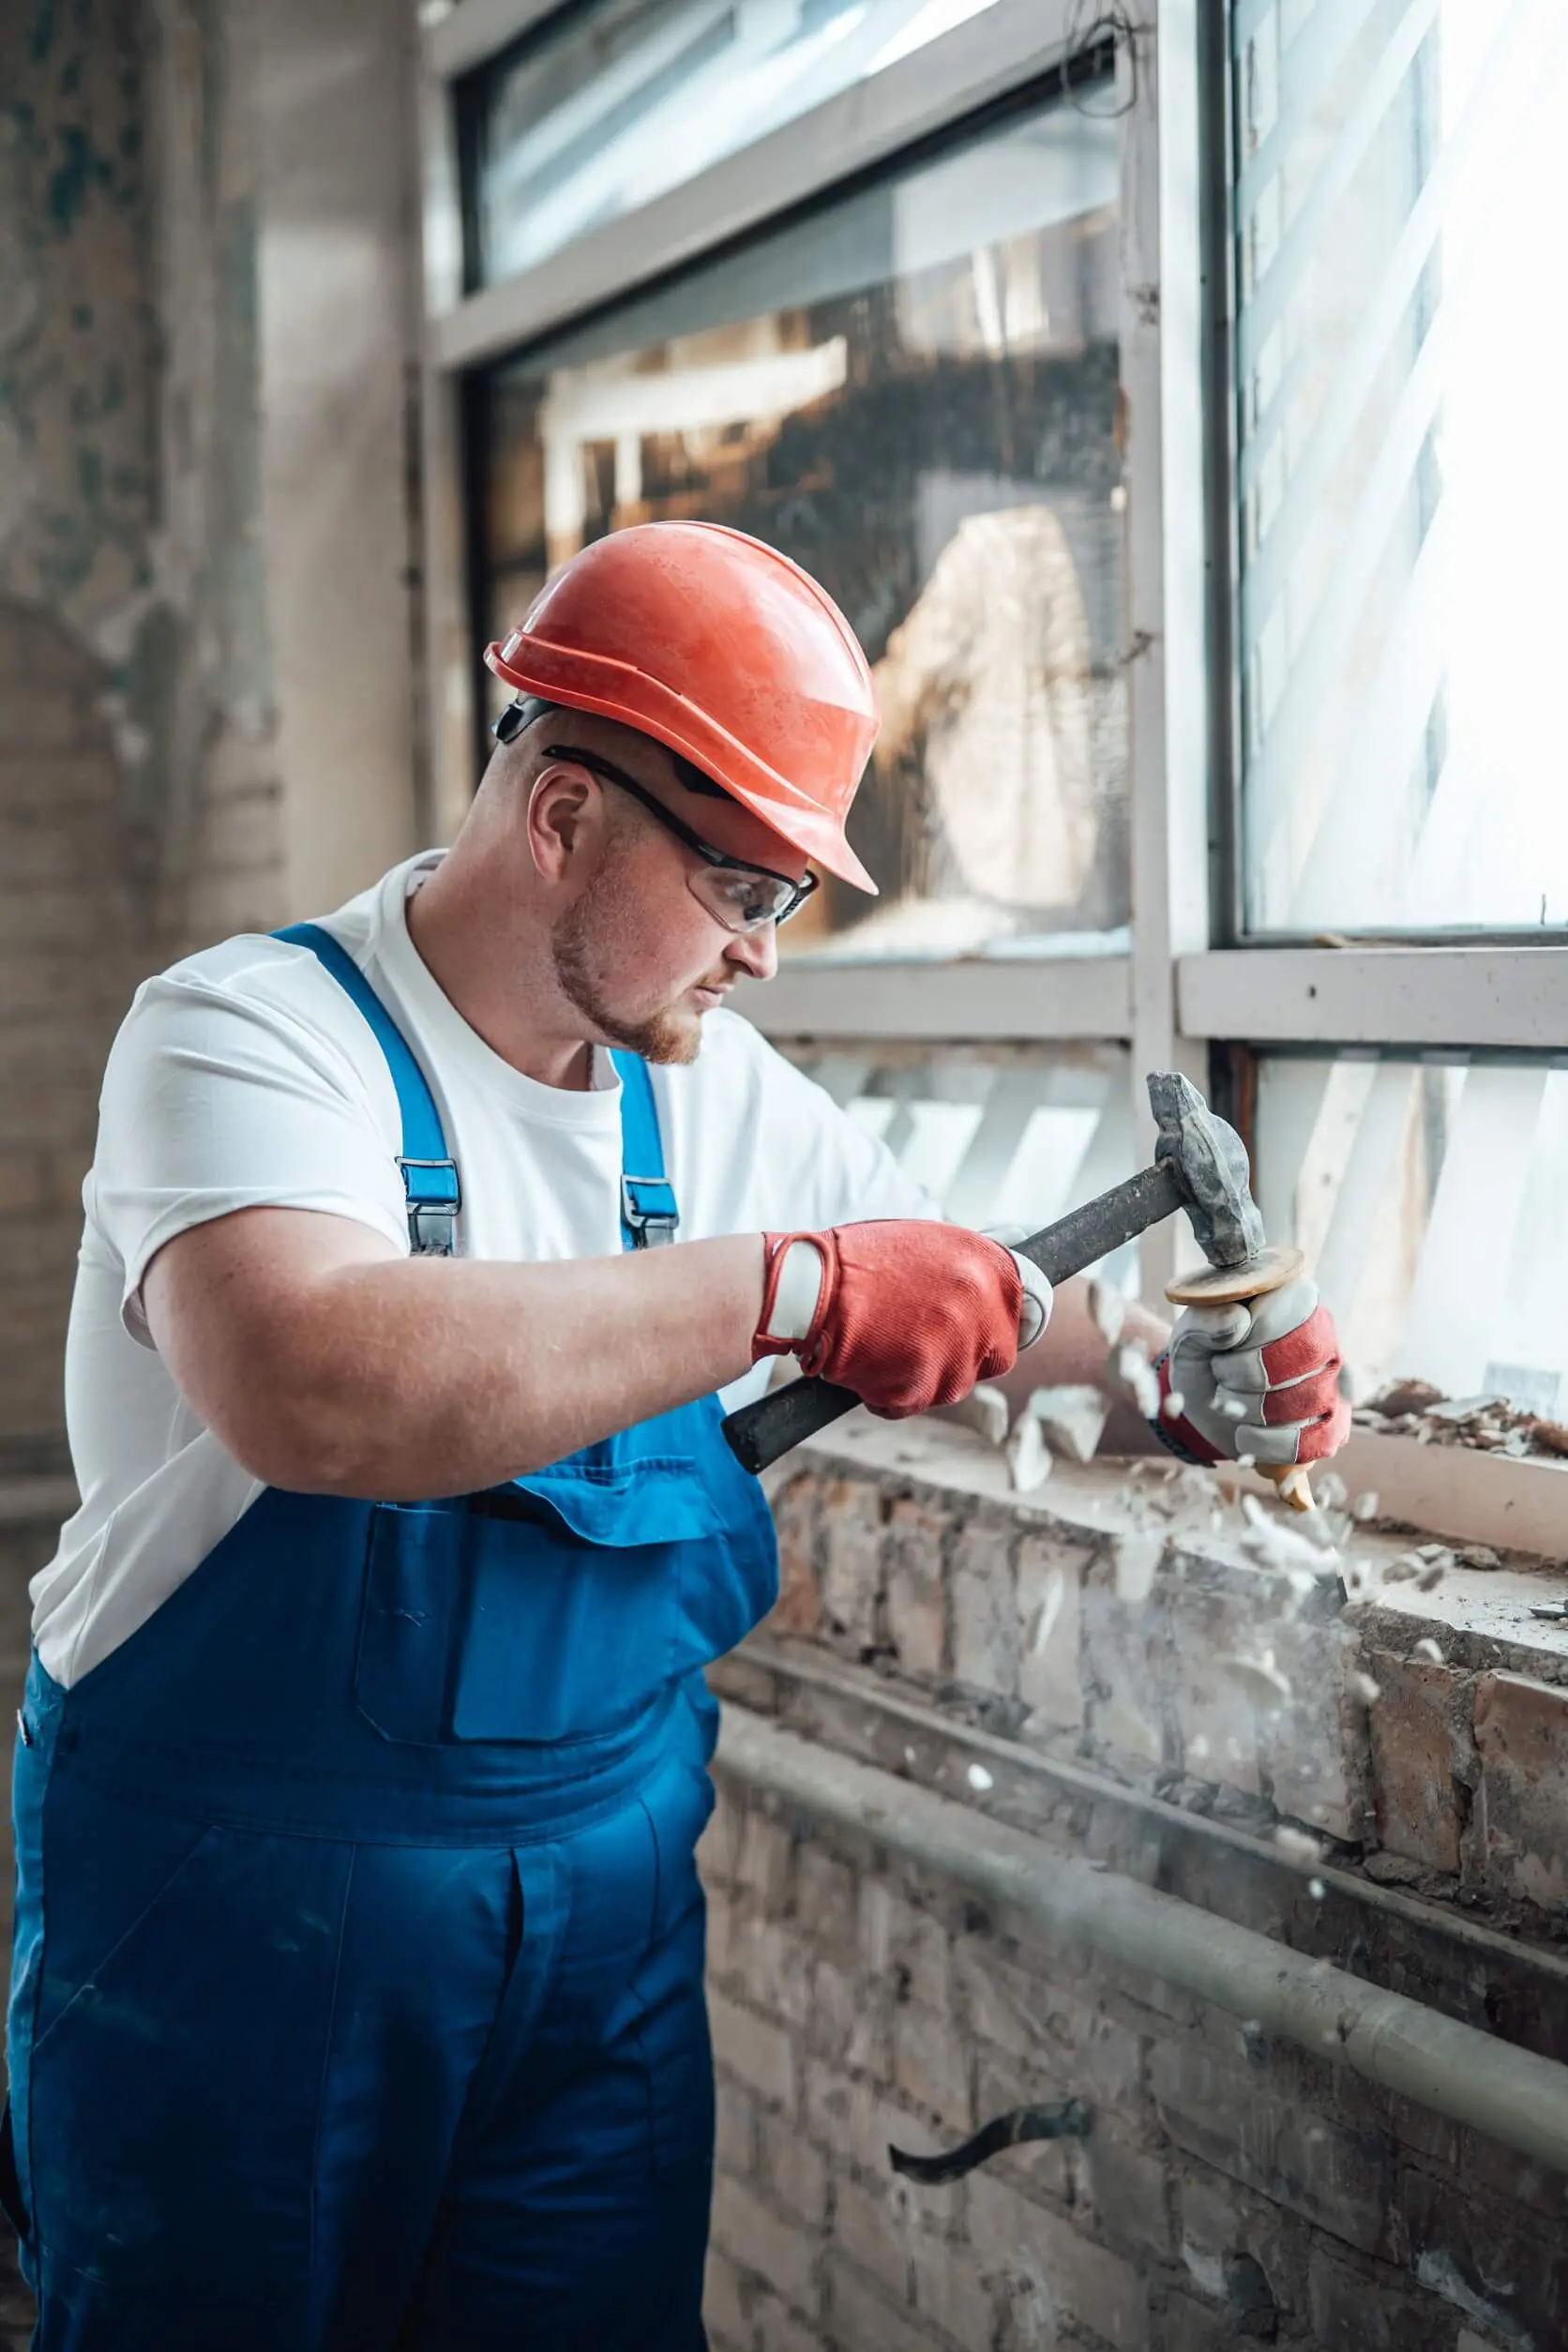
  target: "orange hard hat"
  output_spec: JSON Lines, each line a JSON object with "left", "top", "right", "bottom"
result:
{"left": 485, "top": 521, "right": 879, "bottom": 893}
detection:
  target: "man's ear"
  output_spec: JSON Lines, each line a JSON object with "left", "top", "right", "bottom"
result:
{"left": 527, "top": 762, "right": 599, "bottom": 885}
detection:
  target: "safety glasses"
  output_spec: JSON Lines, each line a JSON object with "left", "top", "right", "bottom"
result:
{"left": 544, "top": 744, "right": 820, "bottom": 934}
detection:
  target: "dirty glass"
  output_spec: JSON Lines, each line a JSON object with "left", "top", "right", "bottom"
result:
{"left": 1234, "top": 2, "right": 1568, "bottom": 936}
{"left": 783, "top": 1040, "right": 1137, "bottom": 1274}
{"left": 475, "top": 94, "right": 1130, "bottom": 960}
{"left": 461, "top": 0, "right": 1007, "bottom": 289}
{"left": 1252, "top": 1052, "right": 1568, "bottom": 1414}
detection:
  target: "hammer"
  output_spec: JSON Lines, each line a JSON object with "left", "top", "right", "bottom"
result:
{"left": 720, "top": 1070, "right": 1313, "bottom": 1508}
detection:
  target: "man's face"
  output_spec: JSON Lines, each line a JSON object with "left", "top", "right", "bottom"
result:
{"left": 548, "top": 746, "right": 801, "bottom": 1065}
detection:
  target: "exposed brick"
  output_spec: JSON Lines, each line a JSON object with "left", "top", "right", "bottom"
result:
{"left": 808, "top": 1953, "right": 892, "bottom": 2075}
{"left": 1307, "top": 2243, "right": 1465, "bottom": 2352}
{"left": 711, "top": 1992, "right": 798, "bottom": 2113}
{"left": 911, "top": 2228, "right": 997, "bottom": 2348}
{"left": 732, "top": 1914, "right": 814, "bottom": 2028}
{"left": 711, "top": 2174, "right": 821, "bottom": 2318}
{"left": 1261, "top": 1624, "right": 1367, "bottom": 1842}
{"left": 1081, "top": 1560, "right": 1168, "bottom": 1776}
{"left": 1015, "top": 1534, "right": 1086, "bottom": 1733}
{"left": 738, "top": 1807, "right": 796, "bottom": 1914}
{"left": 794, "top": 1845, "right": 858, "bottom": 1961}
{"left": 949, "top": 1510, "right": 1018, "bottom": 1698}
{"left": 893, "top": 1999, "right": 972, "bottom": 2129}
{"left": 824, "top": 2254, "right": 947, "bottom": 2352}
{"left": 753, "top": 2290, "right": 827, "bottom": 2352}
{"left": 716, "top": 2079, "right": 759, "bottom": 2180}
{"left": 833, "top": 2173, "right": 913, "bottom": 2303}
{"left": 1471, "top": 1671, "right": 1568, "bottom": 1907}
{"left": 704, "top": 2245, "right": 754, "bottom": 2347}
{"left": 759, "top": 2112, "right": 828, "bottom": 2228}
{"left": 1075, "top": 2119, "right": 1173, "bottom": 2261}
{"left": 1156, "top": 2286, "right": 1236, "bottom": 2352}
{"left": 769, "top": 1471, "right": 823, "bottom": 1637}
{"left": 1392, "top": 2163, "right": 1568, "bottom": 2348}
{"left": 801, "top": 2060, "right": 958, "bottom": 2213}
{"left": 1151, "top": 2041, "right": 1390, "bottom": 2255}
{"left": 861, "top": 1884, "right": 951, "bottom": 2013}
{"left": 968, "top": 2174, "right": 1149, "bottom": 2349}
{"left": 1367, "top": 1651, "right": 1464, "bottom": 1873}
{"left": 957, "top": 1945, "right": 1143, "bottom": 2119}
{"left": 818, "top": 1476, "right": 883, "bottom": 1651}
{"left": 883, "top": 1494, "right": 951, "bottom": 1678}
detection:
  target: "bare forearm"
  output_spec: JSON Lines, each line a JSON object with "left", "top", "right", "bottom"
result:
{"left": 156, "top": 1225, "right": 767, "bottom": 1499}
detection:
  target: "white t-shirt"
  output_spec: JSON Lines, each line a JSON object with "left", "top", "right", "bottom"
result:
{"left": 35, "top": 852, "right": 934, "bottom": 1687}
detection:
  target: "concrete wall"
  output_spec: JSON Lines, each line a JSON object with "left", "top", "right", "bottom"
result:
{"left": 0, "top": 0, "right": 422, "bottom": 1456}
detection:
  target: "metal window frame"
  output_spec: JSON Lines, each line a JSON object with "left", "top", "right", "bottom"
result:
{"left": 415, "top": 0, "right": 1568, "bottom": 1351}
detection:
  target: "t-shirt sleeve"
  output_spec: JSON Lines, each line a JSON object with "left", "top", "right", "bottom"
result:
{"left": 94, "top": 945, "right": 411, "bottom": 1344}
{"left": 715, "top": 1018, "right": 943, "bottom": 1231}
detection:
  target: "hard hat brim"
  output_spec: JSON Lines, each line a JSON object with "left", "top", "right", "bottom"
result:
{"left": 485, "top": 639, "right": 880, "bottom": 897}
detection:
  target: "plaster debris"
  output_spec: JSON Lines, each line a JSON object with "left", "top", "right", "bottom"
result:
{"left": 1348, "top": 1670, "right": 1381, "bottom": 1706}
{"left": 1350, "top": 1491, "right": 1380, "bottom": 1522}
{"left": 967, "top": 1763, "right": 995, "bottom": 1792}
{"left": 1274, "top": 1825, "right": 1323, "bottom": 1865}
{"left": 956, "top": 1383, "right": 1011, "bottom": 1447}
{"left": 1114, "top": 1344, "right": 1160, "bottom": 1420}
{"left": 1413, "top": 1636, "right": 1445, "bottom": 1665}
{"left": 1161, "top": 1388, "right": 1186, "bottom": 1419}
{"left": 1188, "top": 1734, "right": 1211, "bottom": 1760}
{"left": 1356, "top": 1377, "right": 1568, "bottom": 1462}
{"left": 1455, "top": 1544, "right": 1501, "bottom": 1570}
{"left": 1026, "top": 1570, "right": 1067, "bottom": 1658}
{"left": 1088, "top": 1278, "right": 1125, "bottom": 1347}
{"left": 1004, "top": 1413, "right": 1051, "bottom": 1493}
{"left": 1238, "top": 1493, "right": 1337, "bottom": 1579}
{"left": 1218, "top": 1650, "right": 1292, "bottom": 1709}
{"left": 1111, "top": 1531, "right": 1164, "bottom": 1606}
{"left": 1416, "top": 1562, "right": 1449, "bottom": 1591}
{"left": 1308, "top": 1877, "right": 1327, "bottom": 1900}
{"left": 1028, "top": 1384, "right": 1109, "bottom": 1465}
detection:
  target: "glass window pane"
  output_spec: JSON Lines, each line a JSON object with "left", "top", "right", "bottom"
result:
{"left": 1252, "top": 1051, "right": 1568, "bottom": 1414}
{"left": 783, "top": 1040, "right": 1139, "bottom": 1278}
{"left": 1233, "top": 2, "right": 1568, "bottom": 936}
{"left": 461, "top": 0, "right": 1007, "bottom": 290}
{"left": 475, "top": 98, "right": 1130, "bottom": 960}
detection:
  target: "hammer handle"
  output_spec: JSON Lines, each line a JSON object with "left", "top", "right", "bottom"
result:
{"left": 721, "top": 1163, "right": 1184, "bottom": 1476}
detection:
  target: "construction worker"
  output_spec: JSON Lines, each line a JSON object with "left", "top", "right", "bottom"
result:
{"left": 4, "top": 523, "right": 1349, "bottom": 2350}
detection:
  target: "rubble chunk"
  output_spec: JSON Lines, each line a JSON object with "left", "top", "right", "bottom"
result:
{"left": 1027, "top": 1384, "right": 1109, "bottom": 1466}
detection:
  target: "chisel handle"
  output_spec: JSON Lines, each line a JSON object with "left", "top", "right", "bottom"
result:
{"left": 721, "top": 1163, "right": 1183, "bottom": 1476}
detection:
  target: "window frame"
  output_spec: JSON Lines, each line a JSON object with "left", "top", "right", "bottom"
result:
{"left": 415, "top": 0, "right": 1568, "bottom": 1535}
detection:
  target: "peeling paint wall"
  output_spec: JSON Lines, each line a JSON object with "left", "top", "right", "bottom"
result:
{"left": 0, "top": 0, "right": 420, "bottom": 1456}
{"left": 0, "top": 0, "right": 282, "bottom": 912}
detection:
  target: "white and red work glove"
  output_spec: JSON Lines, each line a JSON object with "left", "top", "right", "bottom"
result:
{"left": 1155, "top": 1276, "right": 1350, "bottom": 1470}
{"left": 753, "top": 1222, "right": 1051, "bottom": 1420}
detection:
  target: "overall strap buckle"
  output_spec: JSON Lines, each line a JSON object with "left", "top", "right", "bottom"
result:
{"left": 400, "top": 1157, "right": 462, "bottom": 1257}
{"left": 621, "top": 1173, "right": 679, "bottom": 1248}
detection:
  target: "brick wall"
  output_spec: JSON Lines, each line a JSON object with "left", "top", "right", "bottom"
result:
{"left": 701, "top": 1420, "right": 1568, "bottom": 2350}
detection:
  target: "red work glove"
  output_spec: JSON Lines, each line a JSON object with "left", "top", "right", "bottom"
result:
{"left": 753, "top": 1222, "right": 1050, "bottom": 1420}
{"left": 1155, "top": 1276, "right": 1351, "bottom": 1468}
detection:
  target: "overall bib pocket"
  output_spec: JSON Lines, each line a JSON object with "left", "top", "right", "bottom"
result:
{"left": 354, "top": 1463, "right": 727, "bottom": 1746}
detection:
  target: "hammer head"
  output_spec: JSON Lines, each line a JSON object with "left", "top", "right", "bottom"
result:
{"left": 1146, "top": 1072, "right": 1265, "bottom": 1272}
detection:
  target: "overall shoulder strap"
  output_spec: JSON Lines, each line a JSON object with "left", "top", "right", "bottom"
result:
{"left": 610, "top": 1050, "right": 679, "bottom": 1251}
{"left": 275, "top": 922, "right": 461, "bottom": 1257}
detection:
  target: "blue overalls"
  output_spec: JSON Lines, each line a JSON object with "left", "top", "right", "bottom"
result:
{"left": 4, "top": 927, "right": 778, "bottom": 2350}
